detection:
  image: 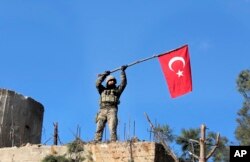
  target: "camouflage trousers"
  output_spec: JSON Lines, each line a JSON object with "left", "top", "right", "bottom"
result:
{"left": 94, "top": 107, "right": 118, "bottom": 142}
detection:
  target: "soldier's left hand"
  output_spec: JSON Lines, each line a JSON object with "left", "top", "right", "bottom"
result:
{"left": 121, "top": 65, "right": 128, "bottom": 71}
{"left": 104, "top": 71, "right": 111, "bottom": 76}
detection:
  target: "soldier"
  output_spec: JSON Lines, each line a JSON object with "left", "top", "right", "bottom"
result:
{"left": 94, "top": 65, "right": 127, "bottom": 142}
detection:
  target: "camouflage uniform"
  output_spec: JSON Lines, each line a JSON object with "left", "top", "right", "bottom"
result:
{"left": 94, "top": 70, "right": 127, "bottom": 142}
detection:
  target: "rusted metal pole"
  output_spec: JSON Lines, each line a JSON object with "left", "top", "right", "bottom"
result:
{"left": 133, "top": 120, "right": 135, "bottom": 137}
{"left": 124, "top": 123, "right": 126, "bottom": 141}
{"left": 144, "top": 112, "right": 179, "bottom": 162}
{"left": 53, "top": 122, "right": 58, "bottom": 145}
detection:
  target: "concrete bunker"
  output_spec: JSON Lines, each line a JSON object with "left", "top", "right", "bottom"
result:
{"left": 0, "top": 89, "right": 44, "bottom": 147}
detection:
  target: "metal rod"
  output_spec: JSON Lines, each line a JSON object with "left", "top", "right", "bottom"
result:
{"left": 144, "top": 112, "right": 179, "bottom": 162}
{"left": 128, "top": 118, "right": 130, "bottom": 140}
{"left": 104, "top": 125, "right": 107, "bottom": 142}
{"left": 110, "top": 44, "right": 187, "bottom": 73}
{"left": 149, "top": 127, "right": 152, "bottom": 141}
{"left": 53, "top": 122, "right": 58, "bottom": 145}
{"left": 133, "top": 120, "right": 135, "bottom": 137}
{"left": 124, "top": 123, "right": 126, "bottom": 141}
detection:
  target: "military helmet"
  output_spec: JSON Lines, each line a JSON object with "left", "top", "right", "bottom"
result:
{"left": 106, "top": 75, "right": 117, "bottom": 84}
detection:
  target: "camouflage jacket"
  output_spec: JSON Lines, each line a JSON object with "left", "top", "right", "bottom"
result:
{"left": 96, "top": 71, "right": 127, "bottom": 107}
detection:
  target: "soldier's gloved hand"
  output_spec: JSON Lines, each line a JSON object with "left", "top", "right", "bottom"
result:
{"left": 104, "top": 71, "right": 111, "bottom": 76}
{"left": 121, "top": 65, "right": 128, "bottom": 71}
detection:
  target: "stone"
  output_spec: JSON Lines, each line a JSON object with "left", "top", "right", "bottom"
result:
{"left": 0, "top": 142, "right": 175, "bottom": 162}
{"left": 0, "top": 89, "right": 44, "bottom": 148}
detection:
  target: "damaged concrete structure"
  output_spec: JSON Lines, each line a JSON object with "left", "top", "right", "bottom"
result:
{"left": 0, "top": 89, "right": 44, "bottom": 147}
{"left": 0, "top": 142, "right": 175, "bottom": 162}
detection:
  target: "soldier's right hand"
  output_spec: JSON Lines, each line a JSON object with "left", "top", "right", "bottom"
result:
{"left": 121, "top": 65, "right": 128, "bottom": 71}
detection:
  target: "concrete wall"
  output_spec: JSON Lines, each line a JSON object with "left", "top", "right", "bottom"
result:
{"left": 0, "top": 142, "right": 175, "bottom": 162}
{"left": 0, "top": 89, "right": 44, "bottom": 147}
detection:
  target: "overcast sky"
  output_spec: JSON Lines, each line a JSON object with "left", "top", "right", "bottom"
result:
{"left": 1, "top": 1, "right": 250, "bottom": 151}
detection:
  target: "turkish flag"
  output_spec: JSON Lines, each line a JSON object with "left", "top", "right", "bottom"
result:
{"left": 158, "top": 45, "right": 192, "bottom": 98}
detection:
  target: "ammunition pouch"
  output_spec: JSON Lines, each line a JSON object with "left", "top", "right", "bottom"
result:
{"left": 100, "top": 102, "right": 118, "bottom": 108}
{"left": 100, "top": 89, "right": 120, "bottom": 107}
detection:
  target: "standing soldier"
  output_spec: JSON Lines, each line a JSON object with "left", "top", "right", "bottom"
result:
{"left": 94, "top": 65, "right": 127, "bottom": 142}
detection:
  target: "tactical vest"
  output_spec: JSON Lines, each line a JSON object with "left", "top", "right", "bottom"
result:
{"left": 100, "top": 89, "right": 120, "bottom": 106}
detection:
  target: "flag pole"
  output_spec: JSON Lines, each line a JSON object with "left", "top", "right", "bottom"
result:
{"left": 109, "top": 44, "right": 187, "bottom": 73}
{"left": 110, "top": 55, "right": 158, "bottom": 73}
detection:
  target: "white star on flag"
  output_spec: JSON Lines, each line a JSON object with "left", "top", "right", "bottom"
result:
{"left": 176, "top": 70, "right": 184, "bottom": 77}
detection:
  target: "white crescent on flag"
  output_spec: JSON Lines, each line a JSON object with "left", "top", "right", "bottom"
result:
{"left": 168, "top": 56, "right": 186, "bottom": 72}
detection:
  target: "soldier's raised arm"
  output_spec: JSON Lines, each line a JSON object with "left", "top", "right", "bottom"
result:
{"left": 117, "top": 65, "right": 127, "bottom": 94}
{"left": 96, "top": 71, "right": 110, "bottom": 94}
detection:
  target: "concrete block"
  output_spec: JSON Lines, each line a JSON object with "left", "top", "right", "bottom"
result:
{"left": 0, "top": 89, "right": 44, "bottom": 147}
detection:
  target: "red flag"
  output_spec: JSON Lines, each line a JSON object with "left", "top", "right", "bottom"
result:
{"left": 158, "top": 45, "right": 192, "bottom": 98}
